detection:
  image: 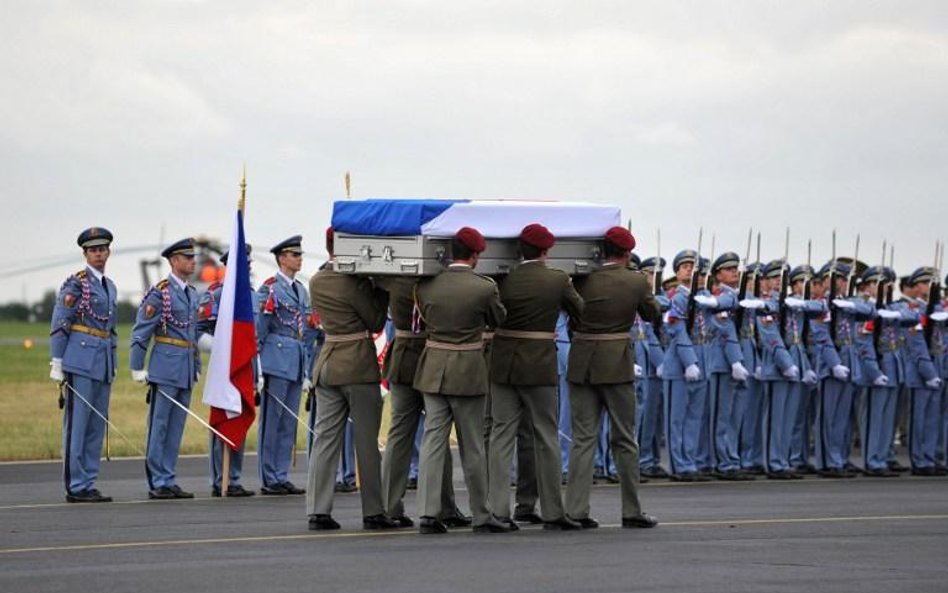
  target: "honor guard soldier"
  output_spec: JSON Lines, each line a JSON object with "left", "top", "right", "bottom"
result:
{"left": 565, "top": 226, "right": 660, "bottom": 529}
{"left": 487, "top": 223, "right": 584, "bottom": 531}
{"left": 49, "top": 227, "right": 118, "bottom": 502}
{"left": 131, "top": 238, "right": 201, "bottom": 499}
{"left": 257, "top": 235, "right": 314, "bottom": 495}
{"left": 662, "top": 249, "right": 706, "bottom": 481}
{"left": 307, "top": 228, "right": 395, "bottom": 530}
{"left": 413, "top": 227, "right": 510, "bottom": 534}
{"left": 901, "top": 267, "right": 944, "bottom": 474}
{"left": 635, "top": 256, "right": 668, "bottom": 478}
{"left": 377, "top": 271, "right": 468, "bottom": 528}
{"left": 196, "top": 246, "right": 258, "bottom": 496}
{"left": 735, "top": 262, "right": 767, "bottom": 474}
{"left": 696, "top": 252, "right": 752, "bottom": 480}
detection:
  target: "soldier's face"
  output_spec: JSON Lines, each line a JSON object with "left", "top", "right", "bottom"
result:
{"left": 917, "top": 281, "right": 931, "bottom": 298}
{"left": 811, "top": 278, "right": 825, "bottom": 297}
{"left": 791, "top": 279, "right": 805, "bottom": 295}
{"left": 676, "top": 262, "right": 693, "bottom": 283}
{"left": 83, "top": 245, "right": 110, "bottom": 271}
{"left": 716, "top": 267, "right": 738, "bottom": 287}
{"left": 279, "top": 252, "right": 303, "bottom": 274}
{"left": 170, "top": 254, "right": 196, "bottom": 278}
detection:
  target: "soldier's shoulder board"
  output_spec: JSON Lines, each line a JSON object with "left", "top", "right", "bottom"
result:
{"left": 263, "top": 276, "right": 277, "bottom": 287}
{"left": 156, "top": 279, "right": 170, "bottom": 290}
{"left": 74, "top": 269, "right": 87, "bottom": 280}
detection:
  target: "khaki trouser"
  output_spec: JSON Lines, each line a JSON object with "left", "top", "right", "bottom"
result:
{"left": 305, "top": 374, "right": 384, "bottom": 518}
{"left": 565, "top": 382, "right": 643, "bottom": 520}
{"left": 418, "top": 393, "right": 491, "bottom": 525}
{"left": 488, "top": 383, "right": 565, "bottom": 521}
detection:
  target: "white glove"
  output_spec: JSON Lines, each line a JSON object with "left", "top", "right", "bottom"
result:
{"left": 782, "top": 365, "right": 800, "bottom": 380}
{"left": 784, "top": 297, "right": 806, "bottom": 309}
{"left": 739, "top": 299, "right": 766, "bottom": 309}
{"left": 634, "top": 364, "right": 643, "bottom": 378}
{"left": 873, "top": 375, "right": 889, "bottom": 387}
{"left": 656, "top": 363, "right": 664, "bottom": 378}
{"left": 197, "top": 333, "right": 214, "bottom": 352}
{"left": 195, "top": 371, "right": 201, "bottom": 383}
{"left": 256, "top": 374, "right": 265, "bottom": 393}
{"left": 49, "top": 358, "right": 64, "bottom": 382}
{"left": 876, "top": 309, "right": 901, "bottom": 320}
{"left": 731, "top": 362, "right": 750, "bottom": 382}
{"left": 685, "top": 364, "right": 702, "bottom": 382}
{"left": 832, "top": 364, "right": 850, "bottom": 380}
{"left": 131, "top": 369, "right": 149, "bottom": 384}
{"left": 802, "top": 369, "right": 818, "bottom": 385}
{"left": 754, "top": 366, "right": 763, "bottom": 380}
{"left": 694, "top": 295, "right": 718, "bottom": 307}
{"left": 302, "top": 378, "right": 313, "bottom": 392}
{"left": 930, "top": 311, "right": 948, "bottom": 322}
{"left": 926, "top": 377, "right": 943, "bottom": 389}
{"left": 833, "top": 299, "right": 855, "bottom": 310}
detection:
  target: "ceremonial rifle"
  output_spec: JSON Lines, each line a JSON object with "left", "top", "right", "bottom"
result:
{"left": 705, "top": 233, "right": 716, "bottom": 292}
{"left": 872, "top": 240, "right": 887, "bottom": 363}
{"left": 652, "top": 228, "right": 663, "bottom": 335}
{"left": 733, "top": 227, "right": 753, "bottom": 332}
{"left": 801, "top": 239, "right": 813, "bottom": 347}
{"left": 828, "top": 230, "right": 839, "bottom": 344}
{"left": 846, "top": 234, "right": 860, "bottom": 298}
{"left": 924, "top": 241, "right": 942, "bottom": 351}
{"left": 685, "top": 228, "right": 703, "bottom": 334}
{"left": 777, "top": 228, "right": 790, "bottom": 341}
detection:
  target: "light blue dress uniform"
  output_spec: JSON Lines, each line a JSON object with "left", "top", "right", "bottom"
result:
{"left": 634, "top": 306, "right": 666, "bottom": 474}
{"left": 806, "top": 287, "right": 845, "bottom": 471}
{"left": 736, "top": 263, "right": 764, "bottom": 471}
{"left": 785, "top": 268, "right": 828, "bottom": 471}
{"left": 699, "top": 270, "right": 745, "bottom": 473}
{"left": 859, "top": 291, "right": 913, "bottom": 474}
{"left": 662, "top": 252, "right": 703, "bottom": 478}
{"left": 937, "top": 282, "right": 948, "bottom": 467}
{"left": 691, "top": 259, "right": 713, "bottom": 472}
{"left": 196, "top": 257, "right": 260, "bottom": 493}
{"left": 820, "top": 267, "right": 876, "bottom": 473}
{"left": 51, "top": 248, "right": 118, "bottom": 497}
{"left": 131, "top": 268, "right": 201, "bottom": 492}
{"left": 556, "top": 312, "right": 572, "bottom": 475}
{"left": 755, "top": 265, "right": 799, "bottom": 476}
{"left": 901, "top": 267, "right": 943, "bottom": 471}
{"left": 257, "top": 268, "right": 316, "bottom": 490}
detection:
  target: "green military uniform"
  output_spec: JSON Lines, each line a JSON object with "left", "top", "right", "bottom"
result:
{"left": 377, "top": 277, "right": 458, "bottom": 521}
{"left": 565, "top": 263, "right": 660, "bottom": 522}
{"left": 488, "top": 261, "right": 584, "bottom": 523}
{"left": 306, "top": 269, "right": 389, "bottom": 521}
{"left": 413, "top": 264, "right": 506, "bottom": 526}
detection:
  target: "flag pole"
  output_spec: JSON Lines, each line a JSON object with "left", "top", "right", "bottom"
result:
{"left": 222, "top": 167, "right": 247, "bottom": 497}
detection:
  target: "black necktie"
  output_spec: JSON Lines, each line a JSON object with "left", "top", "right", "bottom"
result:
{"left": 292, "top": 282, "right": 300, "bottom": 302}
{"left": 101, "top": 276, "right": 109, "bottom": 300}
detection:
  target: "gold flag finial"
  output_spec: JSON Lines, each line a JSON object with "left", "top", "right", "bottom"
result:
{"left": 238, "top": 165, "right": 247, "bottom": 212}
{"left": 345, "top": 171, "right": 351, "bottom": 199}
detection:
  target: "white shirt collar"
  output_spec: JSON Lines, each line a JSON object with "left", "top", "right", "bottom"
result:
{"left": 277, "top": 270, "right": 296, "bottom": 285}
{"left": 86, "top": 266, "right": 104, "bottom": 283}
{"left": 448, "top": 263, "right": 472, "bottom": 269}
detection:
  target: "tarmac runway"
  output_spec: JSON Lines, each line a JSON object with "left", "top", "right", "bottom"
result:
{"left": 1, "top": 454, "right": 946, "bottom": 593}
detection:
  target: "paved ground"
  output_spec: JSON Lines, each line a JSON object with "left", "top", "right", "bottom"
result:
{"left": 1, "top": 454, "right": 947, "bottom": 593}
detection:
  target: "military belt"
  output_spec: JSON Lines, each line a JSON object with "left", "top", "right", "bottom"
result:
{"left": 425, "top": 340, "right": 483, "bottom": 351}
{"left": 572, "top": 332, "right": 629, "bottom": 342}
{"left": 70, "top": 324, "right": 109, "bottom": 339}
{"left": 394, "top": 329, "right": 426, "bottom": 339}
{"left": 495, "top": 329, "right": 557, "bottom": 340}
{"left": 325, "top": 331, "right": 370, "bottom": 343}
{"left": 155, "top": 336, "right": 192, "bottom": 349}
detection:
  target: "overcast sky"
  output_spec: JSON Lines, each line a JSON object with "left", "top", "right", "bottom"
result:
{"left": 1, "top": 0, "right": 946, "bottom": 303}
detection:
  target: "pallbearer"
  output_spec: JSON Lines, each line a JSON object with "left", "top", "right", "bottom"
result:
{"left": 49, "top": 227, "right": 118, "bottom": 503}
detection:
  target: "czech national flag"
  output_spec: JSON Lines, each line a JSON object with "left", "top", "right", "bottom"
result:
{"left": 202, "top": 209, "right": 257, "bottom": 450}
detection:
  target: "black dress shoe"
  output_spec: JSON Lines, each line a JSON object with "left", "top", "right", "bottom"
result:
{"left": 227, "top": 484, "right": 256, "bottom": 497}
{"left": 281, "top": 482, "right": 305, "bottom": 495}
{"left": 911, "top": 467, "right": 936, "bottom": 476}
{"left": 66, "top": 489, "right": 112, "bottom": 503}
{"left": 406, "top": 477, "right": 418, "bottom": 490}
{"left": 363, "top": 513, "right": 399, "bottom": 530}
{"left": 543, "top": 517, "right": 582, "bottom": 531}
{"left": 149, "top": 486, "right": 177, "bottom": 500}
{"left": 670, "top": 472, "right": 697, "bottom": 482}
{"left": 419, "top": 516, "right": 448, "bottom": 534}
{"left": 334, "top": 482, "right": 358, "bottom": 493}
{"left": 308, "top": 514, "right": 341, "bottom": 530}
{"left": 864, "top": 468, "right": 899, "bottom": 478}
{"left": 473, "top": 516, "right": 512, "bottom": 533}
{"left": 169, "top": 485, "right": 194, "bottom": 499}
{"left": 743, "top": 465, "right": 767, "bottom": 475}
{"left": 641, "top": 467, "right": 669, "bottom": 479}
{"left": 934, "top": 465, "right": 948, "bottom": 476}
{"left": 888, "top": 460, "right": 910, "bottom": 473}
{"left": 513, "top": 511, "right": 544, "bottom": 525}
{"left": 441, "top": 511, "right": 473, "bottom": 528}
{"left": 500, "top": 517, "right": 520, "bottom": 532}
{"left": 622, "top": 513, "right": 658, "bottom": 528}
{"left": 260, "top": 483, "right": 289, "bottom": 495}
{"left": 767, "top": 471, "right": 794, "bottom": 480}
{"left": 605, "top": 473, "right": 621, "bottom": 484}
{"left": 568, "top": 516, "right": 599, "bottom": 529}
{"left": 391, "top": 515, "right": 414, "bottom": 528}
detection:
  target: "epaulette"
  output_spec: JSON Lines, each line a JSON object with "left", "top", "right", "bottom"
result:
{"left": 263, "top": 276, "right": 277, "bottom": 286}
{"left": 208, "top": 281, "right": 222, "bottom": 292}
{"left": 475, "top": 273, "right": 497, "bottom": 285}
{"left": 156, "top": 279, "right": 170, "bottom": 290}
{"left": 75, "top": 269, "right": 87, "bottom": 279}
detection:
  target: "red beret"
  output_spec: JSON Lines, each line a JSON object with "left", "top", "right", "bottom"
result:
{"left": 604, "top": 226, "right": 636, "bottom": 251}
{"left": 519, "top": 223, "right": 555, "bottom": 250}
{"left": 455, "top": 226, "right": 486, "bottom": 254}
